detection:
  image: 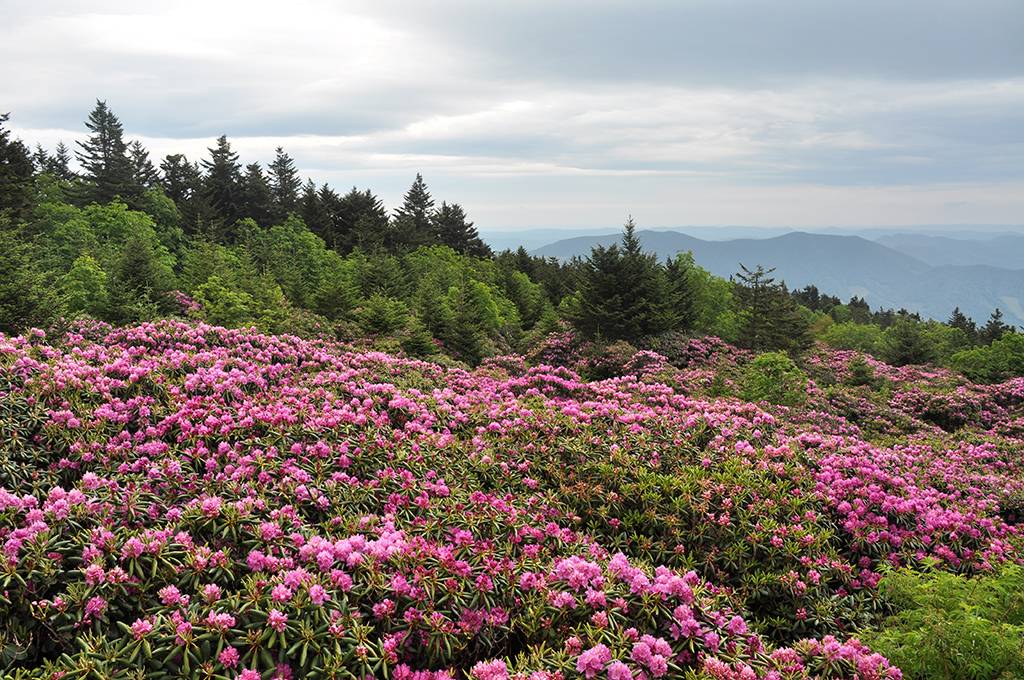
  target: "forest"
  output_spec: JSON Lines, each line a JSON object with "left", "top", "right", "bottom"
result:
{"left": 1, "top": 102, "right": 1020, "bottom": 381}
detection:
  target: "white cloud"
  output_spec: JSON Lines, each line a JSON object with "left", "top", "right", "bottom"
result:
{"left": 3, "top": 1, "right": 1022, "bottom": 228}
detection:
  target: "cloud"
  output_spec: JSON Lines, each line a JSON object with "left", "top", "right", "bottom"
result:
{"left": 2, "top": 0, "right": 1022, "bottom": 227}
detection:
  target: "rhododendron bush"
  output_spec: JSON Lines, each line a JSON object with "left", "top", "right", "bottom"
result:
{"left": 0, "top": 322, "right": 1021, "bottom": 678}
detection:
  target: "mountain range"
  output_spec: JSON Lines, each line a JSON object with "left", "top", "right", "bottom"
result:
{"left": 529, "top": 230, "right": 1024, "bottom": 327}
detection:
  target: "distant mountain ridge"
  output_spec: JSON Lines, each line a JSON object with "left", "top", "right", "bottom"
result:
{"left": 531, "top": 229, "right": 1024, "bottom": 327}
{"left": 876, "top": 233, "right": 1024, "bottom": 269}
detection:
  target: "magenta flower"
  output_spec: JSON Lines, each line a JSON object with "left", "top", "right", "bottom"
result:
{"left": 267, "top": 608, "right": 288, "bottom": 633}
{"left": 219, "top": 646, "right": 239, "bottom": 668}
{"left": 577, "top": 644, "right": 612, "bottom": 679}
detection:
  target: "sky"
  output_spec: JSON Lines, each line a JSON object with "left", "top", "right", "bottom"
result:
{"left": 2, "top": 0, "right": 1023, "bottom": 231}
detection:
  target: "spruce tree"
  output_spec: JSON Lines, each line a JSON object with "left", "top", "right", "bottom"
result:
{"left": 734, "top": 264, "right": 809, "bottom": 353}
{"left": 316, "top": 184, "right": 343, "bottom": 250}
{"left": 201, "top": 135, "right": 243, "bottom": 237}
{"left": 268, "top": 147, "right": 301, "bottom": 222}
{"left": 48, "top": 142, "right": 74, "bottom": 181}
{"left": 340, "top": 188, "right": 389, "bottom": 253}
{"left": 947, "top": 307, "right": 978, "bottom": 344}
{"left": 32, "top": 144, "right": 51, "bottom": 174}
{"left": 160, "top": 154, "right": 208, "bottom": 234}
{"left": 391, "top": 173, "right": 434, "bottom": 251}
{"left": 129, "top": 140, "right": 160, "bottom": 190}
{"left": 884, "top": 318, "right": 935, "bottom": 366}
{"left": 572, "top": 217, "right": 675, "bottom": 342}
{"left": 299, "top": 180, "right": 330, "bottom": 240}
{"left": 432, "top": 201, "right": 491, "bottom": 257}
{"left": 75, "top": 100, "right": 136, "bottom": 205}
{"left": 0, "top": 113, "right": 35, "bottom": 219}
{"left": 981, "top": 308, "right": 1012, "bottom": 344}
{"left": 664, "top": 254, "right": 699, "bottom": 332}
{"left": 240, "top": 162, "right": 274, "bottom": 226}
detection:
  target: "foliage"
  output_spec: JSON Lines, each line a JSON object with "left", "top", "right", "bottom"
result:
{"left": 951, "top": 333, "right": 1024, "bottom": 384}
{"left": 863, "top": 566, "right": 1024, "bottom": 680}
{"left": 733, "top": 264, "right": 810, "bottom": 353}
{"left": 740, "top": 351, "right": 808, "bottom": 406}
{"left": 571, "top": 218, "right": 679, "bottom": 342}
{"left": 883, "top": 319, "right": 937, "bottom": 367}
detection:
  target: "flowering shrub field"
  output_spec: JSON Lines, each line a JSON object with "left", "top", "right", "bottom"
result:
{"left": 0, "top": 321, "right": 1021, "bottom": 679}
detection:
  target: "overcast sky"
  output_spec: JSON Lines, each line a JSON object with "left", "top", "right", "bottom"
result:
{"left": 2, "top": 0, "right": 1023, "bottom": 230}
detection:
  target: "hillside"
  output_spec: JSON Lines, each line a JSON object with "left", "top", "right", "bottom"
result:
{"left": 1, "top": 320, "right": 1021, "bottom": 677}
{"left": 534, "top": 230, "right": 1024, "bottom": 326}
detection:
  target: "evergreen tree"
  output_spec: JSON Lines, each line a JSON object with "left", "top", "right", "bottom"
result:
{"left": 128, "top": 140, "right": 160, "bottom": 189}
{"left": 106, "top": 233, "right": 175, "bottom": 323}
{"left": 391, "top": 173, "right": 434, "bottom": 251}
{"left": 981, "top": 308, "right": 1012, "bottom": 344}
{"left": 340, "top": 187, "right": 390, "bottom": 253}
{"left": 75, "top": 100, "right": 136, "bottom": 205}
{"left": 32, "top": 144, "right": 51, "bottom": 174}
{"left": 160, "top": 154, "right": 208, "bottom": 234}
{"left": 0, "top": 219, "right": 64, "bottom": 333}
{"left": 200, "top": 135, "right": 243, "bottom": 237}
{"left": 432, "top": 201, "right": 491, "bottom": 257}
{"left": 733, "top": 264, "right": 809, "bottom": 353}
{"left": 299, "top": 180, "right": 330, "bottom": 240}
{"left": 571, "top": 217, "right": 675, "bottom": 342}
{"left": 0, "top": 113, "right": 35, "bottom": 219}
{"left": 947, "top": 307, "right": 978, "bottom": 344}
{"left": 268, "top": 147, "right": 301, "bottom": 222}
{"left": 883, "top": 318, "right": 936, "bottom": 366}
{"left": 240, "top": 162, "right": 274, "bottom": 226}
{"left": 847, "top": 296, "right": 873, "bottom": 324}
{"left": 315, "top": 184, "right": 343, "bottom": 250}
{"left": 48, "top": 142, "right": 74, "bottom": 181}
{"left": 664, "top": 254, "right": 699, "bottom": 333}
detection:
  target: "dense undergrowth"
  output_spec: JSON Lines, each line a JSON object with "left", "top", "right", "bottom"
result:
{"left": 0, "top": 321, "right": 1021, "bottom": 679}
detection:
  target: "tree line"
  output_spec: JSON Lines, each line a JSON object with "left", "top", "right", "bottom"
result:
{"left": 0, "top": 101, "right": 1020, "bottom": 378}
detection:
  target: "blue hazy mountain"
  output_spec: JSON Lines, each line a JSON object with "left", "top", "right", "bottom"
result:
{"left": 531, "top": 230, "right": 1024, "bottom": 327}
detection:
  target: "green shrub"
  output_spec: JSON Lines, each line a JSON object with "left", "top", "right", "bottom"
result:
{"left": 951, "top": 333, "right": 1024, "bottom": 383}
{"left": 863, "top": 565, "right": 1024, "bottom": 680}
{"left": 845, "top": 355, "right": 877, "bottom": 387}
{"left": 740, "top": 351, "right": 807, "bottom": 406}
{"left": 821, "top": 322, "right": 885, "bottom": 355}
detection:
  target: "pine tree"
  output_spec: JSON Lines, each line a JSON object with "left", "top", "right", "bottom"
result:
{"left": 316, "top": 184, "right": 343, "bottom": 250}
{"left": 32, "top": 144, "right": 51, "bottom": 174}
{"left": 664, "top": 254, "right": 699, "bottom": 332}
{"left": 432, "top": 201, "right": 491, "bottom": 257}
{"left": 106, "top": 234, "right": 175, "bottom": 323}
{"left": 391, "top": 173, "right": 434, "bottom": 251}
{"left": 160, "top": 154, "right": 208, "bottom": 234}
{"left": 947, "top": 307, "right": 978, "bottom": 344}
{"left": 299, "top": 180, "right": 330, "bottom": 240}
{"left": 340, "top": 188, "right": 389, "bottom": 253}
{"left": 240, "top": 162, "right": 274, "bottom": 226}
{"left": 48, "top": 142, "right": 74, "bottom": 181}
{"left": 884, "top": 318, "right": 935, "bottom": 366}
{"left": 0, "top": 113, "right": 35, "bottom": 219}
{"left": 734, "top": 264, "right": 809, "bottom": 352}
{"left": 129, "top": 140, "right": 160, "bottom": 189}
{"left": 981, "top": 308, "right": 1012, "bottom": 344}
{"left": 572, "top": 217, "right": 675, "bottom": 342}
{"left": 75, "top": 100, "right": 137, "bottom": 205}
{"left": 268, "top": 147, "right": 301, "bottom": 222}
{"left": 201, "top": 135, "right": 243, "bottom": 237}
